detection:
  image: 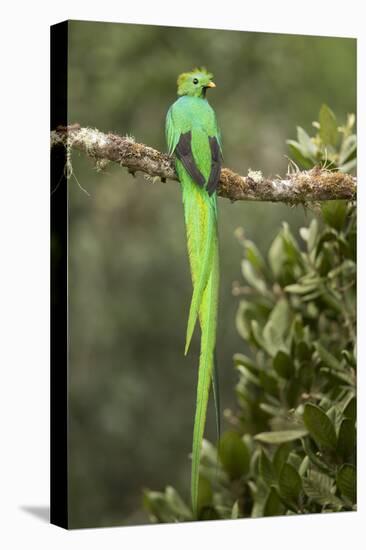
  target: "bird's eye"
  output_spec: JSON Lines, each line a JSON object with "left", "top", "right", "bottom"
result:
{"left": 193, "top": 78, "right": 199, "bottom": 85}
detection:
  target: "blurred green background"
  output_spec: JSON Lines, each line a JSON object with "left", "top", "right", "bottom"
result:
{"left": 65, "top": 20, "right": 356, "bottom": 528}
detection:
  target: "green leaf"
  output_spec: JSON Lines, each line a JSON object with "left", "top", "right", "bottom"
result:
{"left": 143, "top": 490, "right": 179, "bottom": 523}
{"left": 320, "top": 367, "right": 355, "bottom": 387}
{"left": 321, "top": 290, "right": 345, "bottom": 314}
{"left": 200, "top": 439, "right": 220, "bottom": 466}
{"left": 303, "top": 403, "right": 337, "bottom": 450}
{"left": 326, "top": 405, "right": 343, "bottom": 433}
{"left": 259, "top": 403, "right": 283, "bottom": 417}
{"left": 237, "top": 365, "right": 260, "bottom": 387}
{"left": 273, "top": 350, "right": 294, "bottom": 378}
{"left": 287, "top": 452, "right": 303, "bottom": 472}
{"left": 336, "top": 419, "right": 356, "bottom": 462}
{"left": 255, "top": 429, "right": 308, "bottom": 445}
{"left": 273, "top": 444, "right": 292, "bottom": 475}
{"left": 291, "top": 316, "right": 305, "bottom": 341}
{"left": 251, "top": 320, "right": 268, "bottom": 352}
{"left": 263, "top": 487, "right": 284, "bottom": 516}
{"left": 286, "top": 378, "right": 302, "bottom": 408}
{"left": 249, "top": 478, "right": 268, "bottom": 518}
{"left": 327, "top": 263, "right": 355, "bottom": 284}
{"left": 297, "top": 126, "right": 317, "bottom": 158}
{"left": 338, "top": 134, "right": 357, "bottom": 166}
{"left": 300, "top": 219, "right": 318, "bottom": 253}
{"left": 343, "top": 396, "right": 356, "bottom": 423}
{"left": 282, "top": 222, "right": 304, "bottom": 265}
{"left": 315, "top": 228, "right": 338, "bottom": 255}
{"left": 341, "top": 350, "right": 356, "bottom": 368}
{"left": 165, "top": 487, "right": 192, "bottom": 520}
{"left": 241, "top": 259, "right": 268, "bottom": 295}
{"left": 315, "top": 342, "right": 342, "bottom": 371}
{"left": 336, "top": 464, "right": 356, "bottom": 502}
{"left": 285, "top": 283, "right": 319, "bottom": 295}
{"left": 302, "top": 438, "right": 332, "bottom": 474}
{"left": 279, "top": 463, "right": 302, "bottom": 504}
{"left": 197, "top": 477, "right": 213, "bottom": 513}
{"left": 233, "top": 353, "right": 258, "bottom": 373}
{"left": 339, "top": 158, "right": 356, "bottom": 173}
{"left": 296, "top": 341, "right": 312, "bottom": 361}
{"left": 231, "top": 500, "right": 240, "bottom": 519}
{"left": 259, "top": 450, "right": 276, "bottom": 487}
{"left": 299, "top": 456, "right": 310, "bottom": 477}
{"left": 235, "top": 301, "right": 256, "bottom": 341}
{"left": 218, "top": 432, "right": 250, "bottom": 479}
{"left": 262, "top": 320, "right": 285, "bottom": 357}
{"left": 287, "top": 140, "right": 314, "bottom": 169}
{"left": 319, "top": 104, "right": 338, "bottom": 147}
{"left": 268, "top": 233, "right": 285, "bottom": 278}
{"left": 322, "top": 200, "right": 347, "bottom": 232}
{"left": 259, "top": 370, "right": 279, "bottom": 397}
{"left": 303, "top": 470, "right": 342, "bottom": 507}
{"left": 268, "top": 298, "right": 291, "bottom": 338}
{"left": 244, "top": 239, "right": 267, "bottom": 273}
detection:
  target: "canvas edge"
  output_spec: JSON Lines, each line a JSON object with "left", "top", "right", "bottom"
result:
{"left": 50, "top": 19, "right": 69, "bottom": 530}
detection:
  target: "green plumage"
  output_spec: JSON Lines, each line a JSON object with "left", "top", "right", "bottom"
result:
{"left": 165, "top": 68, "right": 222, "bottom": 516}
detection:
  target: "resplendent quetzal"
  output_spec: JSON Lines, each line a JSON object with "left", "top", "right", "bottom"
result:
{"left": 165, "top": 68, "right": 222, "bottom": 516}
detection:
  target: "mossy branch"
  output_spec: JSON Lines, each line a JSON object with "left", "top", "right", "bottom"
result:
{"left": 51, "top": 125, "right": 356, "bottom": 204}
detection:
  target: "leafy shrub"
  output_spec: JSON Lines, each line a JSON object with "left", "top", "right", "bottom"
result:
{"left": 287, "top": 104, "right": 356, "bottom": 173}
{"left": 143, "top": 110, "right": 356, "bottom": 523}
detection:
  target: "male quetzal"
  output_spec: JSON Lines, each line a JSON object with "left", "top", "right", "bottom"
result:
{"left": 165, "top": 68, "right": 222, "bottom": 516}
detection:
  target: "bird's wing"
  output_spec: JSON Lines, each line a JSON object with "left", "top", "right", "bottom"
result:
{"left": 206, "top": 110, "right": 223, "bottom": 195}
{"left": 207, "top": 136, "right": 222, "bottom": 196}
{"left": 175, "top": 131, "right": 206, "bottom": 188}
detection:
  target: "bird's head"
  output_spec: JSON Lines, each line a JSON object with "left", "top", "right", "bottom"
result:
{"left": 177, "top": 67, "right": 216, "bottom": 98}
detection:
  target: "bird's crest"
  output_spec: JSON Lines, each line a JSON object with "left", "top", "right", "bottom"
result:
{"left": 177, "top": 67, "right": 214, "bottom": 88}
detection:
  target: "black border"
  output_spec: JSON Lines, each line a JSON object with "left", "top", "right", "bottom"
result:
{"left": 50, "top": 20, "right": 69, "bottom": 529}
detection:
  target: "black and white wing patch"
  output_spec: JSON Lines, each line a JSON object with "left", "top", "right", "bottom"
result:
{"left": 175, "top": 131, "right": 206, "bottom": 188}
{"left": 207, "top": 136, "right": 222, "bottom": 196}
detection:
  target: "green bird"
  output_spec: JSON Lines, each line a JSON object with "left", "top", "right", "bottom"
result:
{"left": 165, "top": 67, "right": 222, "bottom": 516}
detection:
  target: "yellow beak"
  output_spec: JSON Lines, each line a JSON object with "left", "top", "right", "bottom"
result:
{"left": 206, "top": 81, "right": 216, "bottom": 88}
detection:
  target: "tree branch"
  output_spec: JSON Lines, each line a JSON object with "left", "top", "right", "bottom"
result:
{"left": 51, "top": 125, "right": 356, "bottom": 204}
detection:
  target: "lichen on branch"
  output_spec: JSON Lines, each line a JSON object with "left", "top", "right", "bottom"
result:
{"left": 51, "top": 125, "right": 357, "bottom": 204}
